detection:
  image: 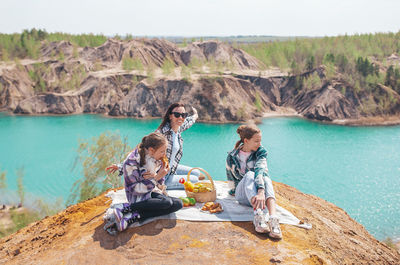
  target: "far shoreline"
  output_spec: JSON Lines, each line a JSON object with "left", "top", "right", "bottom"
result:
{"left": 1, "top": 110, "right": 400, "bottom": 127}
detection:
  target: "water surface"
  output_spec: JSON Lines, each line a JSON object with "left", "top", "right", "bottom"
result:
{"left": 0, "top": 113, "right": 399, "bottom": 240}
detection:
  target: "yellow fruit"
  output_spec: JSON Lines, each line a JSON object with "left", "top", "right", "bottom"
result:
{"left": 199, "top": 186, "right": 207, "bottom": 192}
{"left": 184, "top": 181, "right": 194, "bottom": 192}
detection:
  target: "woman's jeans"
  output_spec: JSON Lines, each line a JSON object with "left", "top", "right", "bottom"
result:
{"left": 234, "top": 171, "right": 276, "bottom": 207}
{"left": 164, "top": 164, "right": 200, "bottom": 190}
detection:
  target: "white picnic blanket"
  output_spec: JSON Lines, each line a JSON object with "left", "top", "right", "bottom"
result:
{"left": 105, "top": 181, "right": 312, "bottom": 229}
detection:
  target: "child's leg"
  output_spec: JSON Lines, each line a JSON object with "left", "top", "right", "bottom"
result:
{"left": 235, "top": 172, "right": 270, "bottom": 233}
{"left": 113, "top": 193, "right": 183, "bottom": 231}
{"left": 264, "top": 176, "right": 277, "bottom": 216}
{"left": 128, "top": 192, "right": 174, "bottom": 212}
{"left": 263, "top": 176, "right": 282, "bottom": 239}
{"left": 234, "top": 171, "right": 257, "bottom": 207}
{"left": 128, "top": 192, "right": 183, "bottom": 220}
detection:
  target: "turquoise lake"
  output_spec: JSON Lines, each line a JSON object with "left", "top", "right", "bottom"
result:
{"left": 0, "top": 113, "right": 399, "bottom": 241}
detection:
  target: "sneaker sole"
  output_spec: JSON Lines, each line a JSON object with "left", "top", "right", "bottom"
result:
{"left": 269, "top": 232, "right": 283, "bottom": 239}
{"left": 254, "top": 223, "right": 270, "bottom": 233}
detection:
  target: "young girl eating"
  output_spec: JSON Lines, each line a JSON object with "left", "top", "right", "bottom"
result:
{"left": 226, "top": 124, "right": 282, "bottom": 239}
{"left": 113, "top": 132, "right": 183, "bottom": 232}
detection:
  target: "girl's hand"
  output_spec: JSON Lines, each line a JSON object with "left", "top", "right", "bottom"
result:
{"left": 143, "top": 172, "right": 156, "bottom": 179}
{"left": 155, "top": 163, "right": 169, "bottom": 181}
{"left": 251, "top": 189, "right": 266, "bottom": 209}
{"left": 105, "top": 164, "right": 118, "bottom": 174}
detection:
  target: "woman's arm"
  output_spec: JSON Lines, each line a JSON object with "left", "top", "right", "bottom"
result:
{"left": 179, "top": 107, "right": 198, "bottom": 132}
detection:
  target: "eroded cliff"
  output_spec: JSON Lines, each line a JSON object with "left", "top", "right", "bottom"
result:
{"left": 1, "top": 39, "right": 400, "bottom": 124}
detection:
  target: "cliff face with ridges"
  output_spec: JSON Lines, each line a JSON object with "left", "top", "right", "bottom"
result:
{"left": 1, "top": 39, "right": 400, "bottom": 124}
{"left": 0, "top": 181, "right": 399, "bottom": 264}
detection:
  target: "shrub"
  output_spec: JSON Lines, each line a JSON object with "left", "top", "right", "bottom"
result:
{"left": 68, "top": 131, "right": 130, "bottom": 205}
{"left": 254, "top": 92, "right": 262, "bottom": 112}
{"left": 0, "top": 166, "right": 6, "bottom": 190}
{"left": 1, "top": 48, "right": 9, "bottom": 61}
{"left": 181, "top": 65, "right": 192, "bottom": 81}
{"left": 92, "top": 60, "right": 103, "bottom": 71}
{"left": 306, "top": 56, "right": 315, "bottom": 71}
{"left": 58, "top": 51, "right": 65, "bottom": 61}
{"left": 304, "top": 72, "right": 323, "bottom": 90}
{"left": 236, "top": 103, "right": 248, "bottom": 120}
{"left": 382, "top": 237, "right": 398, "bottom": 250}
{"left": 162, "top": 57, "right": 175, "bottom": 76}
{"left": 16, "top": 167, "right": 25, "bottom": 206}
{"left": 10, "top": 209, "right": 40, "bottom": 231}
{"left": 122, "top": 57, "right": 144, "bottom": 71}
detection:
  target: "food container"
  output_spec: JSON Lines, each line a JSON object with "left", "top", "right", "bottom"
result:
{"left": 185, "top": 167, "right": 216, "bottom": 203}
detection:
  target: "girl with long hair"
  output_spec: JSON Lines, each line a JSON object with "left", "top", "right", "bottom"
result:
{"left": 226, "top": 124, "right": 282, "bottom": 239}
{"left": 112, "top": 132, "right": 183, "bottom": 232}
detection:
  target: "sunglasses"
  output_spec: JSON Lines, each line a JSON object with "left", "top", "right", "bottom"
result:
{"left": 171, "top": 112, "right": 188, "bottom": 118}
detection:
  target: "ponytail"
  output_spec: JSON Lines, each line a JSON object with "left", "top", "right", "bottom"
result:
{"left": 234, "top": 124, "right": 261, "bottom": 149}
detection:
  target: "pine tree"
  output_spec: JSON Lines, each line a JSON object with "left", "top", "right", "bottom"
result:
{"left": 306, "top": 56, "right": 315, "bottom": 71}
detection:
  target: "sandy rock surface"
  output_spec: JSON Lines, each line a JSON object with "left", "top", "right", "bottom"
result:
{"left": 1, "top": 181, "right": 399, "bottom": 265}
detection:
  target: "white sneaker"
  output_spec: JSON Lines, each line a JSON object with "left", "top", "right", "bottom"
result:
{"left": 253, "top": 209, "right": 270, "bottom": 233}
{"left": 268, "top": 217, "right": 283, "bottom": 239}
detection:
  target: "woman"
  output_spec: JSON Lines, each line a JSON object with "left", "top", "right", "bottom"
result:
{"left": 112, "top": 132, "right": 183, "bottom": 232}
{"left": 156, "top": 103, "right": 202, "bottom": 190}
{"left": 226, "top": 124, "right": 282, "bottom": 239}
{"left": 107, "top": 103, "right": 201, "bottom": 190}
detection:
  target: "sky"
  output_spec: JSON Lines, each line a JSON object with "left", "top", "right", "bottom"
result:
{"left": 1, "top": 0, "right": 399, "bottom": 37}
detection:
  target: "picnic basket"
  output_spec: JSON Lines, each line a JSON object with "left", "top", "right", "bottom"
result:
{"left": 185, "top": 167, "right": 216, "bottom": 203}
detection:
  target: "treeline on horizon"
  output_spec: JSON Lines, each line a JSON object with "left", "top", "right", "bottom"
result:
{"left": 0, "top": 29, "right": 108, "bottom": 59}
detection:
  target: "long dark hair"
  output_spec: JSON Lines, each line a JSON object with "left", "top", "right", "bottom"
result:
{"left": 138, "top": 132, "right": 167, "bottom": 166}
{"left": 235, "top": 124, "right": 261, "bottom": 149}
{"left": 157, "top": 102, "right": 186, "bottom": 130}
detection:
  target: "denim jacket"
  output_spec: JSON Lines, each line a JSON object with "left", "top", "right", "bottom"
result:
{"left": 226, "top": 145, "right": 269, "bottom": 193}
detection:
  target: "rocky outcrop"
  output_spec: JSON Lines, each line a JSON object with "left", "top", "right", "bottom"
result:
{"left": 0, "top": 67, "right": 35, "bottom": 110}
{"left": 0, "top": 181, "right": 399, "bottom": 264}
{"left": 80, "top": 39, "right": 183, "bottom": 67}
{"left": 181, "top": 41, "right": 263, "bottom": 70}
{"left": 290, "top": 84, "right": 359, "bottom": 121}
{"left": 40, "top": 41, "right": 75, "bottom": 59}
{"left": 14, "top": 94, "right": 82, "bottom": 114}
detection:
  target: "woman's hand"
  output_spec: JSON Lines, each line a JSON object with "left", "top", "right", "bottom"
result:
{"left": 191, "top": 106, "right": 198, "bottom": 119}
{"left": 251, "top": 189, "right": 266, "bottom": 209}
